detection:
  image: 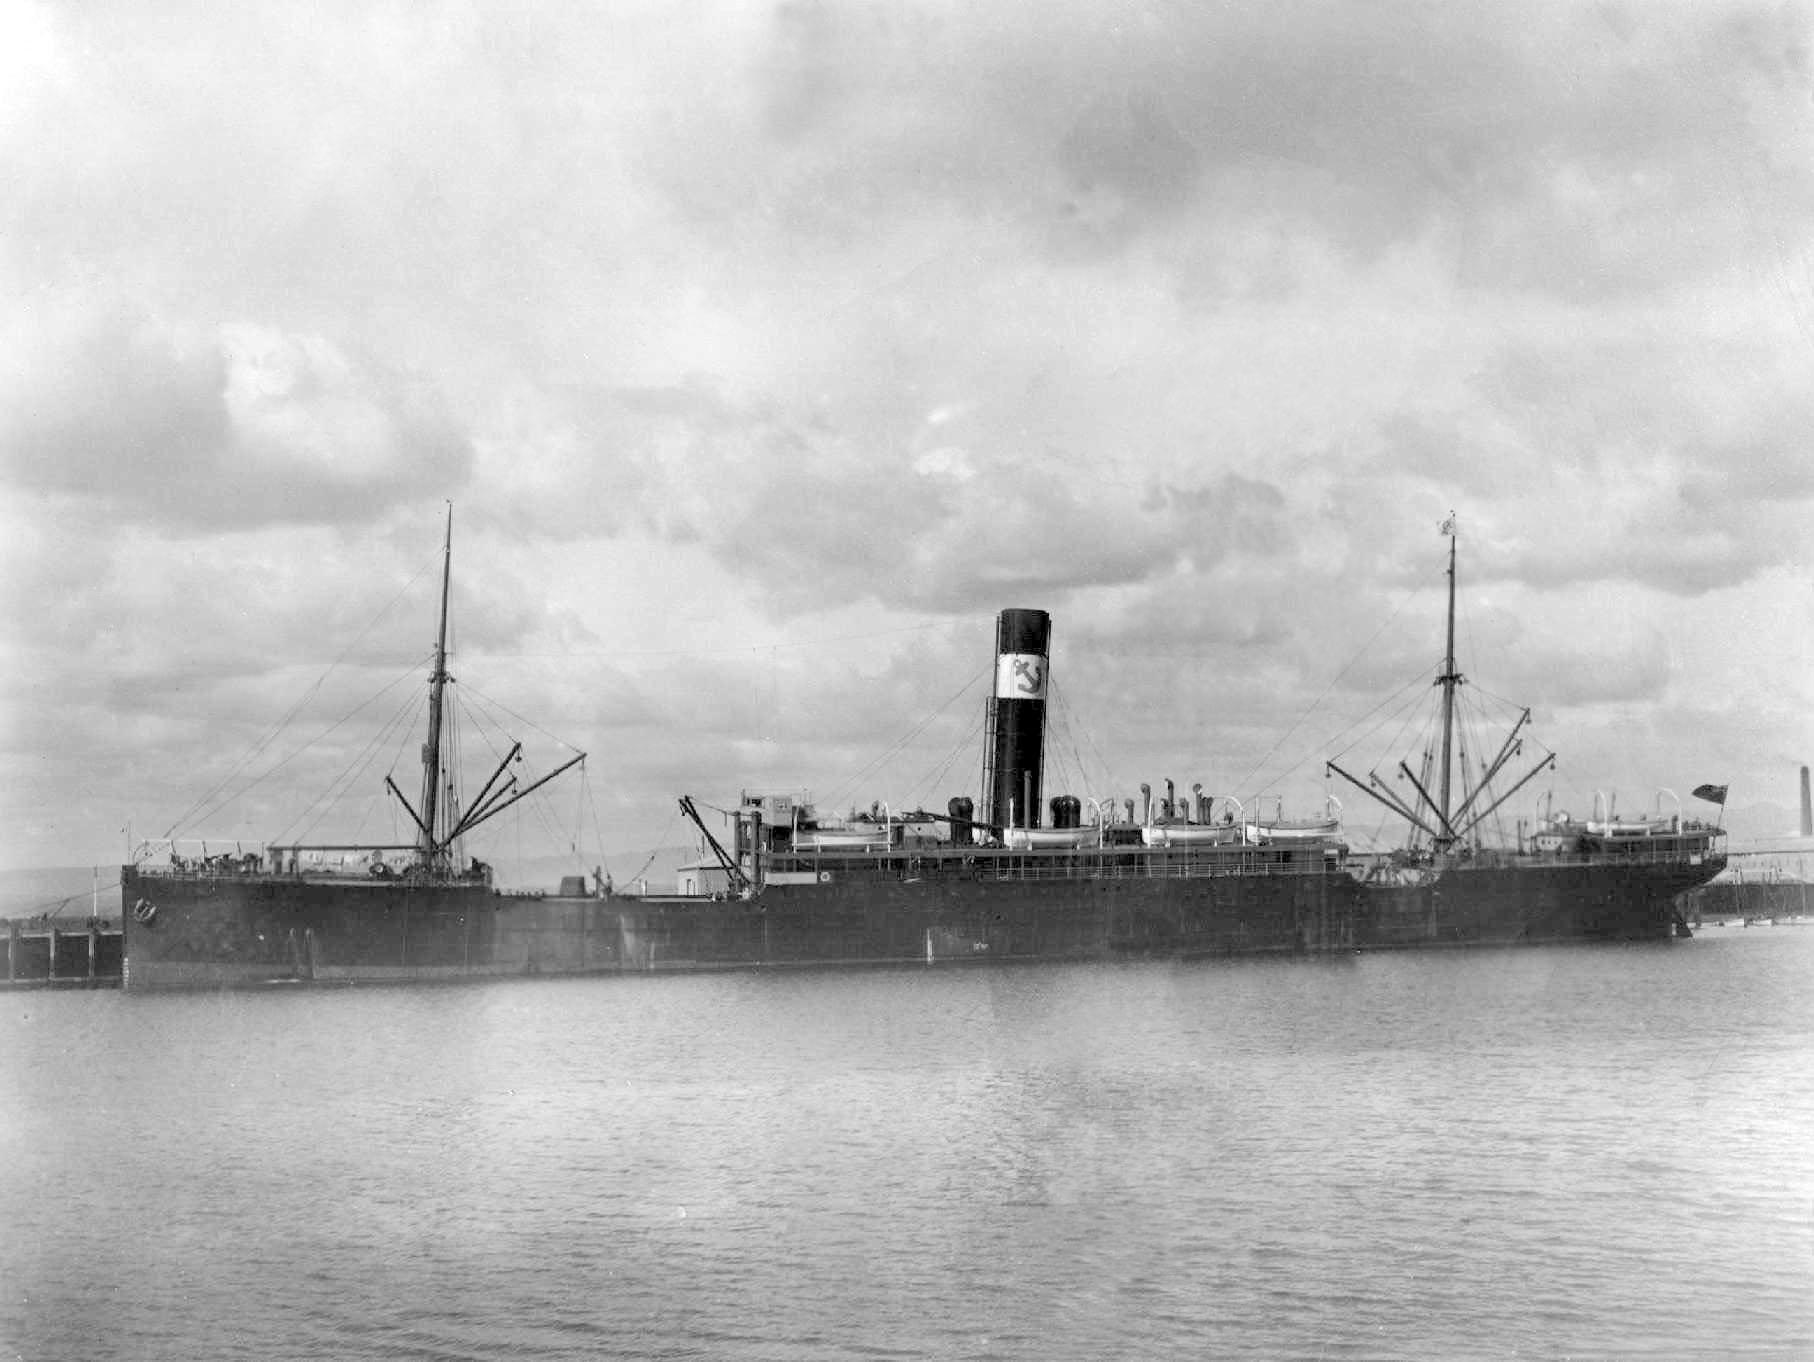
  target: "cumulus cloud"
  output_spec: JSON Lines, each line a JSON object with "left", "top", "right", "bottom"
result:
{"left": 4, "top": 0, "right": 1813, "bottom": 866}
{"left": 0, "top": 301, "right": 470, "bottom": 528}
{"left": 675, "top": 2, "right": 1814, "bottom": 289}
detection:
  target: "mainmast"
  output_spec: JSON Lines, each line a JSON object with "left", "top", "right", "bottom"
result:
{"left": 1435, "top": 514, "right": 1460, "bottom": 847}
{"left": 1326, "top": 514, "right": 1557, "bottom": 851}
{"left": 418, "top": 505, "right": 454, "bottom": 864}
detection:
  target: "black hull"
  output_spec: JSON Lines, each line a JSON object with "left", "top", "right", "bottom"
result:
{"left": 1352, "top": 859, "right": 1724, "bottom": 948}
{"left": 620, "top": 869, "right": 1352, "bottom": 969}
{"left": 120, "top": 850, "right": 1725, "bottom": 990}
{"left": 120, "top": 866, "right": 620, "bottom": 990}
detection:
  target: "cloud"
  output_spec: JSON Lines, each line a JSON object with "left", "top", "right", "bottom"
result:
{"left": 684, "top": 1, "right": 1814, "bottom": 295}
{"left": 4, "top": 0, "right": 1813, "bottom": 868}
{"left": 0, "top": 300, "right": 471, "bottom": 528}
{"left": 519, "top": 371, "right": 1304, "bottom": 620}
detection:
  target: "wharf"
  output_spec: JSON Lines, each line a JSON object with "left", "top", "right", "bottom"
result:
{"left": 2, "top": 920, "right": 124, "bottom": 989}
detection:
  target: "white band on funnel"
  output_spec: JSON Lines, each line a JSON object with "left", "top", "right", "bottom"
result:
{"left": 996, "top": 653, "right": 1047, "bottom": 700}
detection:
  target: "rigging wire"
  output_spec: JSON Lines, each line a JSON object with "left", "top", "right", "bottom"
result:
{"left": 819, "top": 665, "right": 989, "bottom": 815}
{"left": 445, "top": 686, "right": 587, "bottom": 870}
{"left": 587, "top": 775, "right": 610, "bottom": 874}
{"left": 281, "top": 682, "right": 425, "bottom": 847}
{"left": 291, "top": 684, "right": 424, "bottom": 846}
{"left": 457, "top": 687, "right": 577, "bottom": 856}
{"left": 160, "top": 559, "right": 441, "bottom": 838}
{"left": 1237, "top": 585, "right": 1423, "bottom": 796}
{"left": 447, "top": 685, "right": 513, "bottom": 769}
{"left": 627, "top": 803, "right": 681, "bottom": 887}
{"left": 444, "top": 680, "right": 465, "bottom": 854}
{"left": 1049, "top": 675, "right": 1119, "bottom": 811}
{"left": 465, "top": 620, "right": 948, "bottom": 662}
{"left": 574, "top": 766, "right": 601, "bottom": 873}
{"left": 1055, "top": 671, "right": 1123, "bottom": 807}
{"left": 888, "top": 670, "right": 990, "bottom": 811}
{"left": 454, "top": 684, "right": 573, "bottom": 829}
{"left": 457, "top": 679, "right": 587, "bottom": 756}
{"left": 1326, "top": 669, "right": 1438, "bottom": 768}
{"left": 180, "top": 651, "right": 434, "bottom": 840}
{"left": 345, "top": 780, "right": 390, "bottom": 851}
{"left": 20, "top": 875, "right": 125, "bottom": 921}
{"left": 911, "top": 706, "right": 987, "bottom": 809}
{"left": 1041, "top": 675, "right": 1089, "bottom": 805}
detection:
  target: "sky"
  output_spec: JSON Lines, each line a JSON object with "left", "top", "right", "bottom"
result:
{"left": 3, "top": 0, "right": 1812, "bottom": 875}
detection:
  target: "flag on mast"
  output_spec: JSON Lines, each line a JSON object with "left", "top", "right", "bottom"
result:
{"left": 1691, "top": 783, "right": 1728, "bottom": 805}
{"left": 1438, "top": 512, "right": 1457, "bottom": 536}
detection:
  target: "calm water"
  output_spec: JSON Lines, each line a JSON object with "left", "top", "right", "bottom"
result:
{"left": 3, "top": 930, "right": 1811, "bottom": 1361}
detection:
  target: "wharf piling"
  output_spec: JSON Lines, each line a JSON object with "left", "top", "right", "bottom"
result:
{"left": 3, "top": 920, "right": 124, "bottom": 989}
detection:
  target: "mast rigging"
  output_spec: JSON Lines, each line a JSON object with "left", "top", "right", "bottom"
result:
{"left": 383, "top": 504, "right": 588, "bottom": 870}
{"left": 1329, "top": 516, "right": 1555, "bottom": 854}
{"left": 418, "top": 504, "right": 454, "bottom": 865}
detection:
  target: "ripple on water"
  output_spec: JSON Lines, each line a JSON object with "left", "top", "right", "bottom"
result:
{"left": 2, "top": 936, "right": 1811, "bottom": 1360}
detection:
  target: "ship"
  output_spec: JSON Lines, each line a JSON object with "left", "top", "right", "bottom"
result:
{"left": 122, "top": 518, "right": 1727, "bottom": 989}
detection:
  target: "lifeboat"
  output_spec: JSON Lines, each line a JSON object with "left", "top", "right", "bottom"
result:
{"left": 1584, "top": 817, "right": 1678, "bottom": 838}
{"left": 1243, "top": 818, "right": 1341, "bottom": 845}
{"left": 798, "top": 827, "right": 894, "bottom": 852}
{"left": 1141, "top": 824, "right": 1239, "bottom": 847}
{"left": 1240, "top": 794, "right": 1342, "bottom": 845}
{"left": 1005, "top": 827, "right": 1092, "bottom": 849}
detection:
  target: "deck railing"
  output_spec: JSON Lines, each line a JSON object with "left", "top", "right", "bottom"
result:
{"left": 1348, "top": 844, "right": 1724, "bottom": 876}
{"left": 769, "top": 843, "right": 1344, "bottom": 883}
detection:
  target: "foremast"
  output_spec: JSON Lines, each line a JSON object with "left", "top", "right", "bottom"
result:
{"left": 1327, "top": 515, "right": 1554, "bottom": 855}
{"left": 383, "top": 506, "right": 589, "bottom": 877}
{"left": 418, "top": 503, "right": 455, "bottom": 867}
{"left": 1436, "top": 519, "right": 1460, "bottom": 840}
